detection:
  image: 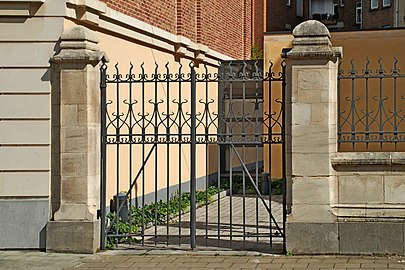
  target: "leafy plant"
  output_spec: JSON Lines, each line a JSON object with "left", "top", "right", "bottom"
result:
{"left": 105, "top": 186, "right": 220, "bottom": 248}
{"left": 251, "top": 45, "right": 263, "bottom": 60}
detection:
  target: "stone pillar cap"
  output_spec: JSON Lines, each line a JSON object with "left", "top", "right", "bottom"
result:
{"left": 51, "top": 25, "right": 106, "bottom": 64}
{"left": 293, "top": 20, "right": 331, "bottom": 38}
{"left": 285, "top": 20, "right": 342, "bottom": 60}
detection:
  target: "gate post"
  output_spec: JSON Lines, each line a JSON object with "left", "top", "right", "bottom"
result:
{"left": 284, "top": 20, "right": 342, "bottom": 254}
{"left": 46, "top": 25, "right": 105, "bottom": 253}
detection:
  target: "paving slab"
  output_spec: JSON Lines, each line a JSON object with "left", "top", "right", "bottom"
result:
{"left": 1, "top": 251, "right": 405, "bottom": 270}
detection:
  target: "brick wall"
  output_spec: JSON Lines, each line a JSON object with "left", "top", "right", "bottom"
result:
{"left": 100, "top": 0, "right": 258, "bottom": 59}
{"left": 266, "top": 0, "right": 308, "bottom": 32}
{"left": 101, "top": 0, "right": 177, "bottom": 34}
{"left": 362, "top": 0, "right": 394, "bottom": 28}
{"left": 176, "top": 0, "right": 196, "bottom": 41}
{"left": 336, "top": 0, "right": 358, "bottom": 30}
{"left": 252, "top": 0, "right": 264, "bottom": 51}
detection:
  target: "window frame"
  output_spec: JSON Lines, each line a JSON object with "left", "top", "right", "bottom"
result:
{"left": 356, "top": 2, "right": 362, "bottom": 24}
{"left": 286, "top": 0, "right": 291, "bottom": 7}
{"left": 382, "top": 0, "right": 390, "bottom": 7}
{"left": 340, "top": 0, "right": 344, "bottom": 7}
{"left": 370, "top": 0, "right": 379, "bottom": 10}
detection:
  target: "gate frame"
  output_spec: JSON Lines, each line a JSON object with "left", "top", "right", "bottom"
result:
{"left": 99, "top": 59, "right": 287, "bottom": 252}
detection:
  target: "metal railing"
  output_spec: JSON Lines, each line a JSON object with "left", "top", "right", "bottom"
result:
{"left": 338, "top": 57, "right": 405, "bottom": 150}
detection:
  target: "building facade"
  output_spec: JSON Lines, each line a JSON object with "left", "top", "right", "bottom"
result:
{"left": 0, "top": 0, "right": 263, "bottom": 250}
{"left": 266, "top": 0, "right": 405, "bottom": 31}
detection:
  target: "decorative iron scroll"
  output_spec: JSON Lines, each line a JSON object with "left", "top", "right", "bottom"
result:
{"left": 101, "top": 60, "right": 285, "bottom": 145}
{"left": 338, "top": 57, "right": 405, "bottom": 145}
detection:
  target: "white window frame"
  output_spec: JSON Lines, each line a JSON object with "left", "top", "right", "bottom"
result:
{"left": 356, "top": 2, "right": 362, "bottom": 24}
{"left": 340, "top": 0, "right": 344, "bottom": 7}
{"left": 286, "top": 0, "right": 291, "bottom": 6}
{"left": 382, "top": 0, "right": 390, "bottom": 7}
{"left": 370, "top": 0, "right": 379, "bottom": 9}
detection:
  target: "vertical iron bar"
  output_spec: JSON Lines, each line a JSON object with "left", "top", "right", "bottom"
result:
{"left": 229, "top": 62, "right": 233, "bottom": 248}
{"left": 141, "top": 64, "right": 145, "bottom": 246}
{"left": 154, "top": 64, "right": 158, "bottom": 245}
{"left": 351, "top": 67, "right": 356, "bottom": 147}
{"left": 178, "top": 64, "right": 183, "bottom": 246}
{"left": 190, "top": 62, "right": 197, "bottom": 249}
{"left": 204, "top": 65, "right": 209, "bottom": 247}
{"left": 379, "top": 60, "right": 384, "bottom": 144}
{"left": 242, "top": 63, "right": 246, "bottom": 247}
{"left": 217, "top": 118, "right": 221, "bottom": 247}
{"left": 254, "top": 63, "right": 259, "bottom": 246}
{"left": 281, "top": 62, "right": 287, "bottom": 254}
{"left": 115, "top": 65, "right": 120, "bottom": 247}
{"left": 128, "top": 64, "right": 133, "bottom": 246}
{"left": 217, "top": 67, "right": 222, "bottom": 247}
{"left": 365, "top": 60, "right": 370, "bottom": 146}
{"left": 393, "top": 70, "right": 397, "bottom": 142}
{"left": 100, "top": 61, "right": 107, "bottom": 250}
{"left": 166, "top": 64, "right": 170, "bottom": 246}
{"left": 268, "top": 63, "right": 273, "bottom": 248}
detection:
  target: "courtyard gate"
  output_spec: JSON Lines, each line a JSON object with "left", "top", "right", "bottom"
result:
{"left": 100, "top": 59, "right": 287, "bottom": 253}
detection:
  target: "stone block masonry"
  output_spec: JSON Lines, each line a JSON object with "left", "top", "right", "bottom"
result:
{"left": 284, "top": 20, "right": 405, "bottom": 255}
{"left": 46, "top": 25, "right": 105, "bottom": 254}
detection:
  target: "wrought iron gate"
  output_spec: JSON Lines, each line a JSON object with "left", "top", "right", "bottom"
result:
{"left": 100, "top": 59, "right": 287, "bottom": 253}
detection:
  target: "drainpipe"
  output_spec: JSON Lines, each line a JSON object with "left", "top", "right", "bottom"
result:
{"left": 395, "top": 0, "right": 399, "bottom": 27}
{"left": 361, "top": 0, "right": 363, "bottom": 29}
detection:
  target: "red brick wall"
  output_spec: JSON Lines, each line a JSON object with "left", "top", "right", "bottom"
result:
{"left": 100, "top": 0, "right": 257, "bottom": 59}
{"left": 176, "top": 0, "right": 196, "bottom": 41}
{"left": 253, "top": 0, "right": 264, "bottom": 51}
{"left": 101, "top": 0, "right": 177, "bottom": 34}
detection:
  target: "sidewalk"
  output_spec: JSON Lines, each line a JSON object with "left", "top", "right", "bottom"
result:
{"left": 1, "top": 250, "right": 405, "bottom": 270}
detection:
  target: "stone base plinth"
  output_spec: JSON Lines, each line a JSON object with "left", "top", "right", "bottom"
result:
{"left": 286, "top": 221, "right": 405, "bottom": 255}
{"left": 46, "top": 220, "right": 99, "bottom": 254}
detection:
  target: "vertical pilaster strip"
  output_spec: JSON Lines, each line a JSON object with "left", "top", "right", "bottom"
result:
{"left": 47, "top": 25, "right": 105, "bottom": 254}
{"left": 284, "top": 20, "right": 342, "bottom": 254}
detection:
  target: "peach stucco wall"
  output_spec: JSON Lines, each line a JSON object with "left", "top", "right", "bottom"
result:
{"left": 264, "top": 28, "right": 405, "bottom": 161}
{"left": 64, "top": 19, "right": 221, "bottom": 202}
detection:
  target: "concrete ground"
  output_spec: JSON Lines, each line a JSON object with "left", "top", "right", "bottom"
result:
{"left": 1, "top": 250, "right": 405, "bottom": 270}
{"left": 118, "top": 195, "right": 284, "bottom": 253}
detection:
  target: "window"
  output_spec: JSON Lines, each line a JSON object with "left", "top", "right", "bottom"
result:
{"left": 340, "top": 0, "right": 344, "bottom": 7}
{"left": 356, "top": 2, "right": 362, "bottom": 24}
{"left": 296, "top": 0, "right": 304, "bottom": 17}
{"left": 286, "top": 0, "right": 291, "bottom": 6}
{"left": 382, "top": 0, "right": 390, "bottom": 7}
{"left": 370, "top": 0, "right": 378, "bottom": 9}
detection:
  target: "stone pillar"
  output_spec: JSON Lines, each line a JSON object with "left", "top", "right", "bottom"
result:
{"left": 284, "top": 20, "right": 342, "bottom": 254}
{"left": 46, "top": 26, "right": 105, "bottom": 253}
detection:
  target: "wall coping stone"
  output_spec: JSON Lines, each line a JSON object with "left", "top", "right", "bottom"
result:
{"left": 331, "top": 152, "right": 405, "bottom": 168}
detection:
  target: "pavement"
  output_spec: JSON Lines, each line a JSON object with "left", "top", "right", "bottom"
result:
{"left": 1, "top": 250, "right": 405, "bottom": 270}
